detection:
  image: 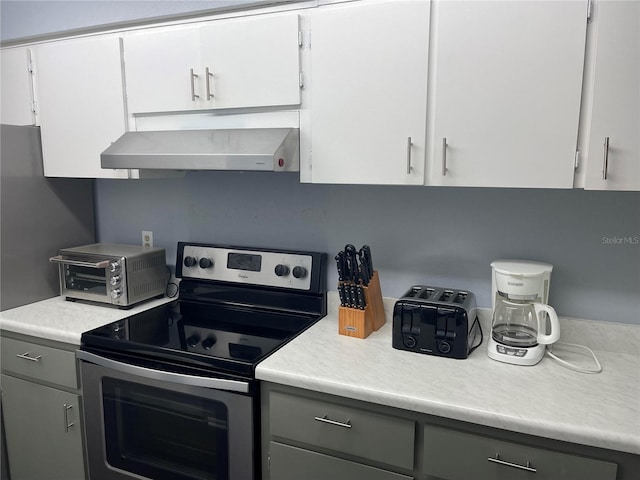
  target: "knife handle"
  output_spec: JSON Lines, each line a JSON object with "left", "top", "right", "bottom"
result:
{"left": 335, "top": 252, "right": 345, "bottom": 281}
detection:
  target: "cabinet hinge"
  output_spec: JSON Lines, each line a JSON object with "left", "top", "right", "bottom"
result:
{"left": 298, "top": 30, "right": 304, "bottom": 47}
{"left": 587, "top": 0, "right": 593, "bottom": 23}
{"left": 299, "top": 72, "right": 305, "bottom": 89}
{"left": 267, "top": 455, "right": 271, "bottom": 472}
{"left": 574, "top": 150, "right": 580, "bottom": 170}
{"left": 31, "top": 101, "right": 37, "bottom": 114}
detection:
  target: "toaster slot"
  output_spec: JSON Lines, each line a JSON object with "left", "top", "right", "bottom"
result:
{"left": 453, "top": 292, "right": 468, "bottom": 304}
{"left": 418, "top": 288, "right": 435, "bottom": 300}
{"left": 405, "top": 287, "right": 423, "bottom": 298}
{"left": 438, "top": 290, "right": 454, "bottom": 302}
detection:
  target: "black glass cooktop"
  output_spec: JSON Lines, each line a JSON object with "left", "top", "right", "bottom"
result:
{"left": 81, "top": 300, "right": 320, "bottom": 378}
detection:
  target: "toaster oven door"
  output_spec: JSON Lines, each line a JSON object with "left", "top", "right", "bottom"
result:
{"left": 50, "top": 255, "right": 118, "bottom": 304}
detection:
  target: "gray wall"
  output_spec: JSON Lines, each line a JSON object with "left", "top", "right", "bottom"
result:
{"left": 3, "top": 1, "right": 639, "bottom": 324}
{"left": 0, "top": 0, "right": 258, "bottom": 42}
{"left": 95, "top": 173, "right": 640, "bottom": 324}
{"left": 1, "top": 125, "right": 96, "bottom": 311}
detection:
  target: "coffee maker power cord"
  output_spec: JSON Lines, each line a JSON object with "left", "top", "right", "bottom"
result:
{"left": 546, "top": 342, "right": 602, "bottom": 374}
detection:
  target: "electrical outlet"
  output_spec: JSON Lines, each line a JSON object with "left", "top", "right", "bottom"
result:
{"left": 142, "top": 230, "right": 153, "bottom": 248}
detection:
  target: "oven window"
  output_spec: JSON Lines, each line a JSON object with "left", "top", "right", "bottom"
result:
{"left": 64, "top": 264, "right": 107, "bottom": 294}
{"left": 102, "top": 378, "right": 229, "bottom": 480}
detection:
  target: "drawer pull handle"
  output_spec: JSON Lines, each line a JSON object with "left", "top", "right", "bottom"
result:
{"left": 314, "top": 415, "right": 352, "bottom": 429}
{"left": 16, "top": 352, "right": 42, "bottom": 362}
{"left": 488, "top": 454, "right": 537, "bottom": 473}
{"left": 64, "top": 404, "right": 75, "bottom": 432}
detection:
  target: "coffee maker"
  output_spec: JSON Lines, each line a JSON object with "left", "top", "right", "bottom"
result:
{"left": 487, "top": 260, "right": 560, "bottom": 366}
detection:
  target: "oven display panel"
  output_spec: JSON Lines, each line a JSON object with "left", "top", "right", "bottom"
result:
{"left": 227, "top": 253, "right": 262, "bottom": 272}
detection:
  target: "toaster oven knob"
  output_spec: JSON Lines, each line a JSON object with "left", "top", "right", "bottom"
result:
{"left": 183, "top": 256, "right": 197, "bottom": 268}
{"left": 110, "top": 288, "right": 122, "bottom": 299}
{"left": 199, "top": 257, "right": 214, "bottom": 269}
{"left": 292, "top": 266, "right": 307, "bottom": 279}
{"left": 109, "top": 275, "right": 122, "bottom": 286}
{"left": 109, "top": 261, "right": 121, "bottom": 274}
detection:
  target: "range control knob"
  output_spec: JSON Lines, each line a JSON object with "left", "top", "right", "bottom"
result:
{"left": 109, "top": 261, "right": 121, "bottom": 274}
{"left": 201, "top": 336, "right": 216, "bottom": 350}
{"left": 274, "top": 264, "right": 290, "bottom": 277}
{"left": 109, "top": 275, "right": 122, "bottom": 286}
{"left": 199, "top": 257, "right": 214, "bottom": 269}
{"left": 292, "top": 266, "right": 307, "bottom": 279}
{"left": 186, "top": 334, "right": 201, "bottom": 348}
{"left": 183, "top": 256, "right": 197, "bottom": 268}
{"left": 110, "top": 288, "right": 122, "bottom": 299}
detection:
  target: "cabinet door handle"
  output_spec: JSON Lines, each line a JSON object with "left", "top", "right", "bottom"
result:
{"left": 206, "top": 67, "right": 214, "bottom": 100}
{"left": 190, "top": 68, "right": 199, "bottom": 101}
{"left": 442, "top": 137, "right": 448, "bottom": 176}
{"left": 602, "top": 136, "right": 610, "bottom": 180}
{"left": 314, "top": 414, "right": 352, "bottom": 429}
{"left": 16, "top": 352, "right": 42, "bottom": 362}
{"left": 406, "top": 137, "right": 413, "bottom": 174}
{"left": 63, "top": 404, "right": 75, "bottom": 432}
{"left": 487, "top": 454, "right": 537, "bottom": 473}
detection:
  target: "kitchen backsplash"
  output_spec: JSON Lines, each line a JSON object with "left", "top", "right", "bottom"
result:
{"left": 95, "top": 171, "right": 640, "bottom": 325}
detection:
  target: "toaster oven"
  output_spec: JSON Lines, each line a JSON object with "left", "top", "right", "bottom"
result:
{"left": 392, "top": 286, "right": 482, "bottom": 359}
{"left": 50, "top": 243, "right": 167, "bottom": 308}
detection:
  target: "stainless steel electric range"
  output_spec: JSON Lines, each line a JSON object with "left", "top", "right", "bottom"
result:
{"left": 78, "top": 242, "right": 326, "bottom": 480}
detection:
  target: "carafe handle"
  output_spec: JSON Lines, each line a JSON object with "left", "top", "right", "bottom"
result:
{"left": 533, "top": 303, "right": 560, "bottom": 345}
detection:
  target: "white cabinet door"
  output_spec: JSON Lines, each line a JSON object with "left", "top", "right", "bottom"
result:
{"left": 124, "top": 26, "right": 202, "bottom": 114}
{"left": 124, "top": 14, "right": 301, "bottom": 115}
{"left": 35, "top": 36, "right": 130, "bottom": 178}
{"left": 200, "top": 13, "right": 301, "bottom": 110}
{"left": 429, "top": 1, "right": 587, "bottom": 188}
{"left": 585, "top": 0, "right": 639, "bottom": 191}
{"left": 309, "top": 0, "right": 430, "bottom": 185}
{"left": 1, "top": 47, "right": 35, "bottom": 126}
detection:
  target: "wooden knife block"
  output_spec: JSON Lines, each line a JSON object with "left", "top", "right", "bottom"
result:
{"left": 338, "top": 271, "right": 386, "bottom": 339}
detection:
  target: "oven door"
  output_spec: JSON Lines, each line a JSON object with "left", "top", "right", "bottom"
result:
{"left": 78, "top": 351, "right": 254, "bottom": 480}
{"left": 50, "top": 255, "right": 116, "bottom": 304}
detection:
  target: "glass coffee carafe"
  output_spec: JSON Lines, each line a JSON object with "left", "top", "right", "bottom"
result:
{"left": 491, "top": 292, "right": 560, "bottom": 348}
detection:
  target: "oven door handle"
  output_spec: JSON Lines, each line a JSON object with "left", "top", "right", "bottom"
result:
{"left": 76, "top": 350, "right": 249, "bottom": 393}
{"left": 49, "top": 256, "right": 111, "bottom": 269}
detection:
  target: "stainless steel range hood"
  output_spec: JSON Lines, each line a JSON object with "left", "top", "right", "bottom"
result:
{"left": 101, "top": 128, "right": 299, "bottom": 172}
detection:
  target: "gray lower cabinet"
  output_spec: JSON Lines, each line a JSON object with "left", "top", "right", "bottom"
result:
{"left": 270, "top": 442, "right": 413, "bottom": 480}
{"left": 0, "top": 335, "right": 86, "bottom": 480}
{"left": 423, "top": 424, "right": 617, "bottom": 480}
{"left": 262, "top": 382, "right": 639, "bottom": 480}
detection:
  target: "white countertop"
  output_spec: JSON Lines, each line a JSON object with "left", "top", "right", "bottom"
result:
{"left": 0, "top": 295, "right": 176, "bottom": 345}
{"left": 2, "top": 293, "right": 637, "bottom": 455}
{"left": 256, "top": 293, "right": 640, "bottom": 455}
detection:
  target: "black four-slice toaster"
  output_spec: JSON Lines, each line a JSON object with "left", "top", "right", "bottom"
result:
{"left": 392, "top": 286, "right": 482, "bottom": 359}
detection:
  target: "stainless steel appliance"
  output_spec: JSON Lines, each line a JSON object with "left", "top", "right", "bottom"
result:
{"left": 50, "top": 243, "right": 167, "bottom": 308}
{"left": 392, "top": 286, "right": 482, "bottom": 359}
{"left": 78, "top": 242, "right": 327, "bottom": 480}
{"left": 487, "top": 260, "right": 560, "bottom": 366}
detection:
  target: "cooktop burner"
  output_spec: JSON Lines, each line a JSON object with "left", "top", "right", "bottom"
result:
{"left": 80, "top": 242, "right": 327, "bottom": 378}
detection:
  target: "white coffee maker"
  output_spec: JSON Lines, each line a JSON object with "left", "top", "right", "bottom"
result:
{"left": 487, "top": 260, "right": 560, "bottom": 366}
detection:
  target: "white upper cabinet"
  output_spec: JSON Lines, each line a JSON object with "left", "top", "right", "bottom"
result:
{"left": 34, "top": 35, "right": 130, "bottom": 178}
{"left": 1, "top": 47, "right": 35, "bottom": 126}
{"left": 428, "top": 0, "right": 588, "bottom": 188}
{"left": 123, "top": 13, "right": 301, "bottom": 115}
{"left": 307, "top": 0, "right": 430, "bottom": 185}
{"left": 584, "top": 0, "right": 639, "bottom": 191}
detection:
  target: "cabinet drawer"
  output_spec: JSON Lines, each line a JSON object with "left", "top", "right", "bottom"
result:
{"left": 423, "top": 425, "right": 617, "bottom": 480}
{"left": 269, "top": 442, "right": 413, "bottom": 480}
{"left": 269, "top": 391, "right": 415, "bottom": 470}
{"left": 0, "top": 337, "right": 78, "bottom": 388}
